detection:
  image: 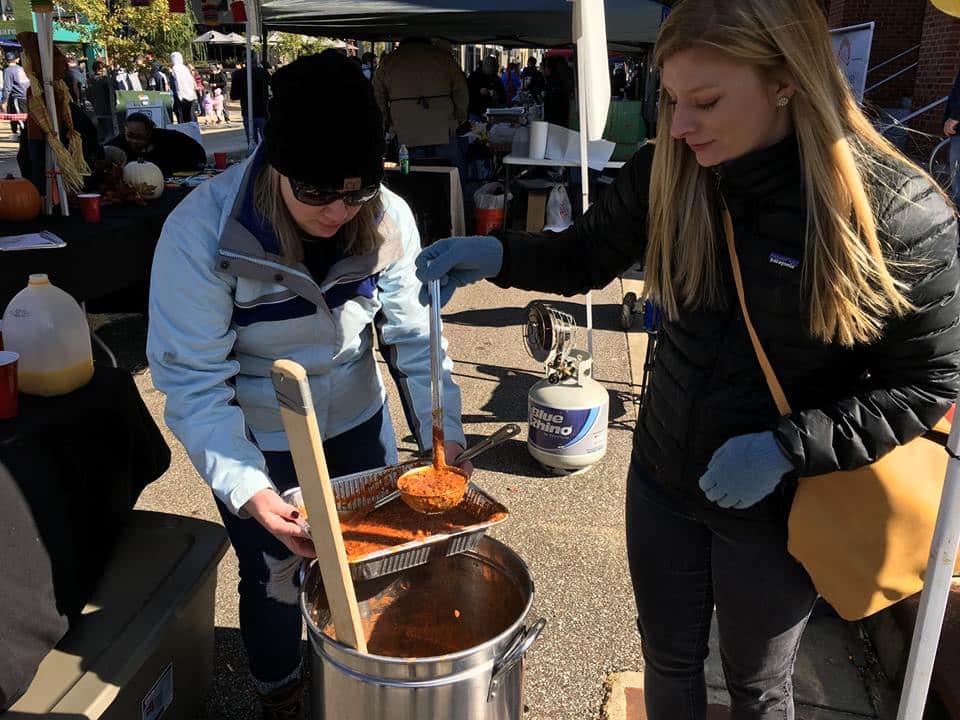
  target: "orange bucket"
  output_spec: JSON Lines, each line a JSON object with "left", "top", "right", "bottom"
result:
{"left": 473, "top": 207, "right": 504, "bottom": 235}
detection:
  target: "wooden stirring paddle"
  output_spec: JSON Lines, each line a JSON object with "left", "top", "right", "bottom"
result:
{"left": 271, "top": 359, "right": 367, "bottom": 653}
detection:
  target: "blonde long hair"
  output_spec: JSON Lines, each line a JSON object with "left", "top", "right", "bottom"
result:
{"left": 253, "top": 164, "right": 384, "bottom": 264}
{"left": 647, "top": 0, "right": 923, "bottom": 346}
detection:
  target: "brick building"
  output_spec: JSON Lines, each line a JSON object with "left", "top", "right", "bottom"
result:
{"left": 822, "top": 0, "right": 960, "bottom": 139}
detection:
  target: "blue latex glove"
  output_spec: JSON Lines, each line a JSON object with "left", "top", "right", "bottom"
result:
{"left": 698, "top": 431, "right": 794, "bottom": 509}
{"left": 414, "top": 236, "right": 504, "bottom": 306}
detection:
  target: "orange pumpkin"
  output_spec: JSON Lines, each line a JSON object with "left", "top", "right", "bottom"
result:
{"left": 0, "top": 175, "right": 42, "bottom": 222}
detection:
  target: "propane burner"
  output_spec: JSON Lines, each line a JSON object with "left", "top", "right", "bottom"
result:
{"left": 522, "top": 301, "right": 609, "bottom": 474}
{"left": 523, "top": 303, "right": 577, "bottom": 382}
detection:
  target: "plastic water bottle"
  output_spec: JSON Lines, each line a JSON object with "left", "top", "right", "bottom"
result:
{"left": 399, "top": 144, "right": 410, "bottom": 174}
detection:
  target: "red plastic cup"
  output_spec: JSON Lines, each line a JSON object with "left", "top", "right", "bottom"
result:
{"left": 0, "top": 351, "right": 19, "bottom": 420}
{"left": 214, "top": 152, "right": 228, "bottom": 170}
{"left": 77, "top": 193, "right": 101, "bottom": 223}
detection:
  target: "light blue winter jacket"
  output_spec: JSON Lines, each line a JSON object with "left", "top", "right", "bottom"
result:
{"left": 147, "top": 149, "right": 464, "bottom": 516}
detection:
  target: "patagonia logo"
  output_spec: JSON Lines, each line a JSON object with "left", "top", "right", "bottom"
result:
{"left": 769, "top": 252, "right": 800, "bottom": 270}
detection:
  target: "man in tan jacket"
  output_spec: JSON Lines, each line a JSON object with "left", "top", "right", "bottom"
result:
{"left": 374, "top": 38, "right": 469, "bottom": 181}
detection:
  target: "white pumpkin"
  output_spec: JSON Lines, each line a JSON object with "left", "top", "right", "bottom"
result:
{"left": 123, "top": 160, "right": 164, "bottom": 199}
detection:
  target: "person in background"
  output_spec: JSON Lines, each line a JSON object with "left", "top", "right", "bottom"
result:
{"left": 87, "top": 60, "right": 117, "bottom": 141}
{"left": 212, "top": 87, "right": 225, "bottom": 124}
{"left": 207, "top": 62, "right": 231, "bottom": 122}
{"left": 467, "top": 55, "right": 505, "bottom": 120}
{"left": 415, "top": 1, "right": 960, "bottom": 718}
{"left": 145, "top": 60, "right": 169, "bottom": 92}
{"left": 500, "top": 62, "right": 521, "bottom": 104}
{"left": 147, "top": 51, "right": 468, "bottom": 719}
{"left": 521, "top": 55, "right": 545, "bottom": 100}
{"left": 169, "top": 52, "right": 197, "bottom": 124}
{"left": 230, "top": 51, "right": 269, "bottom": 145}
{"left": 106, "top": 112, "right": 206, "bottom": 176}
{"left": 2, "top": 51, "right": 29, "bottom": 138}
{"left": 201, "top": 90, "right": 214, "bottom": 124}
{"left": 127, "top": 61, "right": 143, "bottom": 91}
{"left": 373, "top": 36, "right": 469, "bottom": 181}
{"left": 361, "top": 51, "right": 376, "bottom": 80}
{"left": 612, "top": 64, "right": 628, "bottom": 98}
{"left": 189, "top": 62, "right": 205, "bottom": 117}
{"left": 112, "top": 63, "right": 130, "bottom": 91}
{"left": 65, "top": 54, "right": 86, "bottom": 106}
{"left": 944, "top": 67, "right": 960, "bottom": 208}
{"left": 542, "top": 55, "right": 573, "bottom": 127}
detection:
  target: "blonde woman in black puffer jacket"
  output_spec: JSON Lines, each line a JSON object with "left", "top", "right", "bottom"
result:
{"left": 416, "top": 1, "right": 960, "bottom": 718}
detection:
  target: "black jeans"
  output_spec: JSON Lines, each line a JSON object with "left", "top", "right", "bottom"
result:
{"left": 175, "top": 98, "right": 195, "bottom": 124}
{"left": 625, "top": 464, "right": 818, "bottom": 720}
{"left": 215, "top": 408, "right": 389, "bottom": 691}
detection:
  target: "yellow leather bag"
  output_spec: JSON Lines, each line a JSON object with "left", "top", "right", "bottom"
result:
{"left": 722, "top": 208, "right": 959, "bottom": 621}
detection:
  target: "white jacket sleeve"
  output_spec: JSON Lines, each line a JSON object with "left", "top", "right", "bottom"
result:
{"left": 147, "top": 208, "right": 274, "bottom": 517}
{"left": 375, "top": 197, "right": 466, "bottom": 450}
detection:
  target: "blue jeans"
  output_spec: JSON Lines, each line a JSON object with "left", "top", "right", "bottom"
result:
{"left": 214, "top": 408, "right": 389, "bottom": 691}
{"left": 950, "top": 135, "right": 960, "bottom": 207}
{"left": 625, "top": 463, "right": 818, "bottom": 720}
{"left": 243, "top": 115, "right": 266, "bottom": 145}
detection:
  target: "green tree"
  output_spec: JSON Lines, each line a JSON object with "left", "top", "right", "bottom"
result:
{"left": 270, "top": 33, "right": 338, "bottom": 65}
{"left": 57, "top": 0, "right": 199, "bottom": 68}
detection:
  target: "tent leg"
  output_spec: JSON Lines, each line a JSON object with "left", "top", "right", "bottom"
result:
{"left": 896, "top": 416, "right": 960, "bottom": 719}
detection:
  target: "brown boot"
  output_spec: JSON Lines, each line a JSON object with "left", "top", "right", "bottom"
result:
{"left": 259, "top": 677, "right": 305, "bottom": 720}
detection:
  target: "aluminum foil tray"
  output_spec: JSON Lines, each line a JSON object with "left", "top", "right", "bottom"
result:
{"left": 329, "top": 465, "right": 509, "bottom": 581}
{"left": 330, "top": 459, "right": 421, "bottom": 513}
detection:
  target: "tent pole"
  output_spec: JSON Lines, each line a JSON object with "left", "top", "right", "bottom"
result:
{"left": 896, "top": 413, "right": 960, "bottom": 719}
{"left": 577, "top": 77, "right": 593, "bottom": 358}
{"left": 575, "top": 9, "right": 593, "bottom": 359}
{"left": 245, "top": 13, "right": 254, "bottom": 154}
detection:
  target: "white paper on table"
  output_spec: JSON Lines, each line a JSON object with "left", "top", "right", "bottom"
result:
{"left": 0, "top": 230, "right": 66, "bottom": 251}
{"left": 543, "top": 123, "right": 616, "bottom": 170}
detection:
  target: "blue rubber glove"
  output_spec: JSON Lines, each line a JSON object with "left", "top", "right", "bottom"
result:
{"left": 414, "top": 236, "right": 504, "bottom": 306}
{"left": 698, "top": 431, "right": 794, "bottom": 509}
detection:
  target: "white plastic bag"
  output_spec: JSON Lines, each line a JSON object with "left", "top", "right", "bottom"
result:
{"left": 474, "top": 182, "right": 510, "bottom": 210}
{"left": 543, "top": 184, "right": 573, "bottom": 232}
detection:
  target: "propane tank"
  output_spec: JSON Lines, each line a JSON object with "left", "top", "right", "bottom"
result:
{"left": 523, "top": 302, "right": 608, "bottom": 474}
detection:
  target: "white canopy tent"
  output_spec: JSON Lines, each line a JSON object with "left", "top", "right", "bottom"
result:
{"left": 193, "top": 30, "right": 232, "bottom": 44}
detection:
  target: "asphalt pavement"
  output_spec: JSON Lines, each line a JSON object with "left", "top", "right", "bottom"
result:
{"left": 128, "top": 274, "right": 643, "bottom": 720}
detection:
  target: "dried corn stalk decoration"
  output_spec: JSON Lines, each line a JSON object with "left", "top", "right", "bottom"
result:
{"left": 21, "top": 68, "right": 87, "bottom": 195}
{"left": 55, "top": 78, "right": 90, "bottom": 180}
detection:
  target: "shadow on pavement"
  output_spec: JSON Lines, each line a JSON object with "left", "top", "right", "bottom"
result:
{"left": 444, "top": 301, "right": 625, "bottom": 334}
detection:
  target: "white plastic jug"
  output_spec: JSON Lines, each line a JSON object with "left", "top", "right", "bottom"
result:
{"left": 1, "top": 274, "right": 94, "bottom": 396}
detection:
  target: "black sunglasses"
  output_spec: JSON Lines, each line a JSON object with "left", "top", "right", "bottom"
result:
{"left": 290, "top": 180, "right": 381, "bottom": 207}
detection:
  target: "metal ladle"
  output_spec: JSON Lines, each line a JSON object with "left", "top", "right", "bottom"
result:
{"left": 397, "top": 279, "right": 469, "bottom": 514}
{"left": 376, "top": 423, "right": 521, "bottom": 511}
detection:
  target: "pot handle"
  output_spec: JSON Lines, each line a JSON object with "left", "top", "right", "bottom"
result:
{"left": 488, "top": 617, "right": 547, "bottom": 701}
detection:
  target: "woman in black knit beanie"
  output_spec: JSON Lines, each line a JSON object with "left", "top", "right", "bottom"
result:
{"left": 147, "top": 50, "right": 470, "bottom": 719}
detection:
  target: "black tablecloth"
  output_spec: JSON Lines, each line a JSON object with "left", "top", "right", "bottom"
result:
{"left": 0, "top": 187, "right": 193, "bottom": 311}
{"left": 384, "top": 169, "right": 454, "bottom": 244}
{"left": 0, "top": 366, "right": 171, "bottom": 622}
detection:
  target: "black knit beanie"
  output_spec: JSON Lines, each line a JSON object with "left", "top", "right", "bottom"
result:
{"left": 265, "top": 50, "right": 385, "bottom": 189}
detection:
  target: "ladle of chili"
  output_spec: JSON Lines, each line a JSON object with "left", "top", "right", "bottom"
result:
{"left": 398, "top": 279, "right": 469, "bottom": 514}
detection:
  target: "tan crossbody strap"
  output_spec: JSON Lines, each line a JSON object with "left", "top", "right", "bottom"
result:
{"left": 721, "top": 207, "right": 794, "bottom": 417}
